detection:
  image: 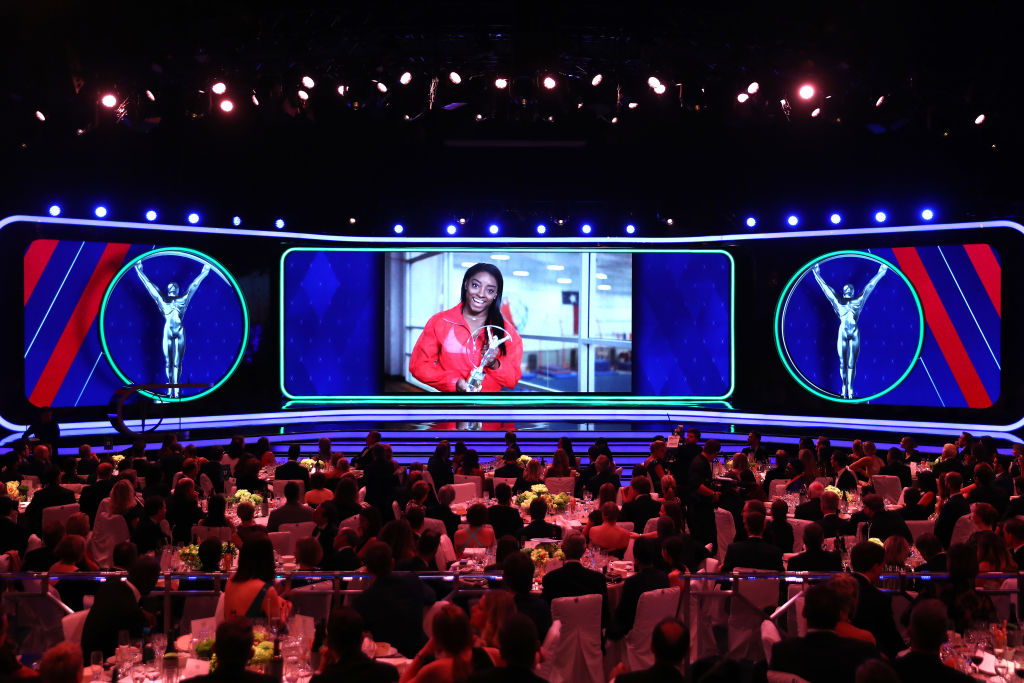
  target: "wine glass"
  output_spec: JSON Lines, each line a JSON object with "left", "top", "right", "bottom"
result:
{"left": 151, "top": 633, "right": 167, "bottom": 661}
{"left": 995, "top": 659, "right": 1010, "bottom": 683}
{"left": 284, "top": 655, "right": 301, "bottom": 683}
{"left": 90, "top": 651, "right": 104, "bottom": 682}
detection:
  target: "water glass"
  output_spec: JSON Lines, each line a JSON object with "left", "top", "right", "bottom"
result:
{"left": 151, "top": 633, "right": 167, "bottom": 660}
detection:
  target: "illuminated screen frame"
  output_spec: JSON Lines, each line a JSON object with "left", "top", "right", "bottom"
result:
{"left": 279, "top": 246, "right": 737, "bottom": 404}
{"left": 1, "top": 215, "right": 1022, "bottom": 437}
{"left": 774, "top": 250, "right": 926, "bottom": 404}
{"left": 98, "top": 247, "right": 251, "bottom": 403}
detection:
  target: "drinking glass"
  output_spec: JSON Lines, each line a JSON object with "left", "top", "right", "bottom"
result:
{"left": 90, "top": 651, "right": 104, "bottom": 682}
{"left": 995, "top": 659, "right": 1010, "bottom": 683}
{"left": 151, "top": 633, "right": 167, "bottom": 660}
{"left": 284, "top": 655, "right": 301, "bottom": 683}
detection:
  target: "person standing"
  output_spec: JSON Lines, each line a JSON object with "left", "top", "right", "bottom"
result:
{"left": 685, "top": 438, "right": 720, "bottom": 554}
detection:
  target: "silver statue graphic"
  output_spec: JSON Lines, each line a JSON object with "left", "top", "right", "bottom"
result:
{"left": 466, "top": 325, "right": 511, "bottom": 392}
{"left": 134, "top": 262, "right": 211, "bottom": 397}
{"left": 811, "top": 262, "right": 888, "bottom": 399}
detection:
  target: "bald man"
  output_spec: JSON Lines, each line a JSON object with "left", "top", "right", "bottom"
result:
{"left": 795, "top": 481, "right": 826, "bottom": 521}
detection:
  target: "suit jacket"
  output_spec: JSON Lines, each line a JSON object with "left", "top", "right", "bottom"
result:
{"left": 835, "top": 469, "right": 859, "bottom": 492}
{"left": 968, "top": 484, "right": 1010, "bottom": 516}
{"left": 866, "top": 510, "right": 913, "bottom": 544}
{"left": 487, "top": 504, "right": 524, "bottom": 540}
{"left": 309, "top": 655, "right": 399, "bottom": 683}
{"left": 795, "top": 498, "right": 824, "bottom": 521}
{"left": 583, "top": 470, "right": 621, "bottom": 499}
{"left": 351, "top": 574, "right": 435, "bottom": 658}
{"left": 763, "top": 520, "right": 794, "bottom": 554}
{"left": 616, "top": 662, "right": 686, "bottom": 683}
{"left": 266, "top": 502, "right": 314, "bottom": 532}
{"left": 819, "top": 513, "right": 850, "bottom": 539}
{"left": 620, "top": 494, "right": 662, "bottom": 533}
{"left": 1002, "top": 496, "right": 1024, "bottom": 521}
{"left": 167, "top": 496, "right": 204, "bottom": 544}
{"left": 199, "top": 459, "right": 225, "bottom": 493}
{"left": 426, "top": 504, "right": 461, "bottom": 539}
{"left": 24, "top": 484, "right": 75, "bottom": 533}
{"left": 935, "top": 493, "right": 970, "bottom": 548}
{"left": 426, "top": 456, "right": 454, "bottom": 490}
{"left": 493, "top": 463, "right": 524, "bottom": 480}
{"left": 608, "top": 567, "right": 669, "bottom": 639}
{"left": 131, "top": 515, "right": 171, "bottom": 555}
{"left": 770, "top": 631, "right": 881, "bottom": 683}
{"left": 541, "top": 561, "right": 610, "bottom": 628}
{"left": 81, "top": 580, "right": 147, "bottom": 658}
{"left": 513, "top": 592, "right": 552, "bottom": 640}
{"left": 921, "top": 553, "right": 948, "bottom": 572}
{"left": 880, "top": 462, "right": 912, "bottom": 488}
{"left": 517, "top": 520, "right": 562, "bottom": 541}
{"left": 722, "top": 536, "right": 785, "bottom": 572}
{"left": 994, "top": 473, "right": 1015, "bottom": 500}
{"left": 0, "top": 518, "right": 29, "bottom": 555}
{"left": 786, "top": 548, "right": 843, "bottom": 572}
{"left": 275, "top": 461, "right": 310, "bottom": 486}
{"left": 851, "top": 573, "right": 906, "bottom": 658}
{"left": 891, "top": 651, "right": 974, "bottom": 683}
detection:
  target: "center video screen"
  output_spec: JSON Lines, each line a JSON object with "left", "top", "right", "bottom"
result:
{"left": 385, "top": 251, "right": 633, "bottom": 393}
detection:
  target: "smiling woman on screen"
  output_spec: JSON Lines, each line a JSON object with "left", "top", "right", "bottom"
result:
{"left": 409, "top": 262, "right": 523, "bottom": 392}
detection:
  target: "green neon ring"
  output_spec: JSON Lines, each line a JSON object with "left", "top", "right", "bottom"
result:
{"left": 773, "top": 250, "right": 925, "bottom": 404}
{"left": 279, "top": 247, "right": 736, "bottom": 404}
{"left": 99, "top": 247, "right": 249, "bottom": 403}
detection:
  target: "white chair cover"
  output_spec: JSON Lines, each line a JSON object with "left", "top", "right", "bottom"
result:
{"left": 97, "top": 498, "right": 111, "bottom": 516}
{"left": 785, "top": 584, "right": 807, "bottom": 638}
{"left": 617, "top": 521, "right": 634, "bottom": 533}
{"left": 199, "top": 473, "right": 214, "bottom": 499}
{"left": 288, "top": 581, "right": 333, "bottom": 624}
{"left": 535, "top": 619, "right": 563, "bottom": 683}
{"left": 191, "top": 526, "right": 233, "bottom": 543}
{"left": 620, "top": 587, "right": 681, "bottom": 671}
{"left": 436, "top": 534, "right": 457, "bottom": 570}
{"left": 767, "top": 672, "right": 814, "bottom": 683}
{"left": 42, "top": 503, "right": 80, "bottom": 530}
{"left": 213, "top": 591, "right": 226, "bottom": 625}
{"left": 728, "top": 569, "right": 780, "bottom": 661}
{"left": 760, "top": 619, "right": 782, "bottom": 662}
{"left": 268, "top": 531, "right": 293, "bottom": 556}
{"left": 273, "top": 480, "right": 306, "bottom": 503}
{"left": 279, "top": 521, "right": 317, "bottom": 546}
{"left": 906, "top": 519, "right": 935, "bottom": 543}
{"left": 22, "top": 475, "right": 41, "bottom": 491}
{"left": 89, "top": 511, "right": 130, "bottom": 568}
{"left": 870, "top": 475, "right": 902, "bottom": 504}
{"left": 685, "top": 565, "right": 722, "bottom": 661}
{"left": 451, "top": 482, "right": 477, "bottom": 504}
{"left": 192, "top": 615, "right": 218, "bottom": 637}
{"left": 545, "top": 477, "right": 575, "bottom": 496}
{"left": 61, "top": 608, "right": 90, "bottom": 645}
{"left": 63, "top": 483, "right": 85, "bottom": 495}
{"left": 715, "top": 508, "right": 736, "bottom": 562}
{"left": 453, "top": 474, "right": 482, "bottom": 498}
{"left": 179, "top": 594, "right": 220, "bottom": 635}
{"left": 996, "top": 579, "right": 1017, "bottom": 623}
{"left": 789, "top": 519, "right": 815, "bottom": 553}
{"left": 547, "top": 594, "right": 604, "bottom": 683}
{"left": 769, "top": 480, "right": 788, "bottom": 499}
{"left": 623, "top": 538, "right": 636, "bottom": 563}
{"left": 493, "top": 477, "right": 518, "bottom": 491}
{"left": 896, "top": 487, "right": 910, "bottom": 506}
{"left": 358, "top": 486, "right": 366, "bottom": 503}
{"left": 339, "top": 513, "right": 360, "bottom": 530}
{"left": 950, "top": 514, "right": 977, "bottom": 547}
{"left": 422, "top": 517, "right": 447, "bottom": 537}
{"left": 392, "top": 501, "right": 402, "bottom": 519}
{"left": 221, "top": 453, "right": 236, "bottom": 475}
{"left": 643, "top": 517, "right": 659, "bottom": 534}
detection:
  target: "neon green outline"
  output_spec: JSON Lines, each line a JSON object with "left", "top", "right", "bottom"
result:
{"left": 773, "top": 250, "right": 925, "bottom": 404}
{"left": 279, "top": 247, "right": 736, "bottom": 405}
{"left": 99, "top": 247, "right": 249, "bottom": 403}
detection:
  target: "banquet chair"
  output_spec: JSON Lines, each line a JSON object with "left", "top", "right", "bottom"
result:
{"left": 686, "top": 559, "right": 723, "bottom": 661}
{"left": 789, "top": 519, "right": 814, "bottom": 553}
{"left": 548, "top": 593, "right": 602, "bottom": 683}
{"left": 279, "top": 521, "right": 317, "bottom": 547}
{"left": 785, "top": 584, "right": 807, "bottom": 638}
{"left": 268, "top": 531, "right": 293, "bottom": 556}
{"left": 392, "top": 501, "right": 402, "bottom": 519}
{"left": 714, "top": 508, "right": 737, "bottom": 562}
{"left": 422, "top": 517, "right": 447, "bottom": 537}
{"left": 61, "top": 608, "right": 90, "bottom": 645}
{"left": 995, "top": 579, "right": 1016, "bottom": 623}
{"left": 769, "top": 480, "right": 788, "bottom": 499}
{"left": 618, "top": 587, "right": 681, "bottom": 671}
{"left": 339, "top": 513, "right": 360, "bottom": 530}
{"left": 870, "top": 475, "right": 902, "bottom": 504}
{"left": 535, "top": 619, "right": 563, "bottom": 683}
{"left": 89, "top": 511, "right": 130, "bottom": 568}
{"left": 493, "top": 476, "right": 518, "bottom": 492}
{"left": 191, "top": 526, "right": 233, "bottom": 543}
{"left": 179, "top": 594, "right": 221, "bottom": 635}
{"left": 451, "top": 482, "right": 477, "bottom": 504}
{"left": 288, "top": 585, "right": 333, "bottom": 624}
{"left": 906, "top": 519, "right": 935, "bottom": 543}
{"left": 436, "top": 534, "right": 458, "bottom": 570}
{"left": 221, "top": 452, "right": 236, "bottom": 475}
{"left": 273, "top": 479, "right": 305, "bottom": 503}
{"left": 617, "top": 521, "right": 634, "bottom": 533}
{"left": 727, "top": 569, "right": 781, "bottom": 661}
{"left": 42, "top": 503, "right": 80, "bottom": 530}
{"left": 545, "top": 477, "right": 575, "bottom": 496}
{"left": 453, "top": 474, "right": 482, "bottom": 498}
{"left": 950, "top": 514, "right": 977, "bottom": 548}
{"left": 643, "top": 517, "right": 659, "bottom": 534}
{"left": 63, "top": 483, "right": 85, "bottom": 495}
{"left": 760, "top": 619, "right": 783, "bottom": 662}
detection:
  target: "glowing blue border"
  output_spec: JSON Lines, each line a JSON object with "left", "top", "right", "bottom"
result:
{"left": 1, "top": 214, "right": 1022, "bottom": 436}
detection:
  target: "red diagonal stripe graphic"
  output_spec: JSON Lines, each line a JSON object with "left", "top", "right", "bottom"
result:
{"left": 964, "top": 243, "right": 1001, "bottom": 317}
{"left": 29, "top": 243, "right": 131, "bottom": 407}
{"left": 23, "top": 239, "right": 59, "bottom": 305}
{"left": 890, "top": 247, "right": 991, "bottom": 409}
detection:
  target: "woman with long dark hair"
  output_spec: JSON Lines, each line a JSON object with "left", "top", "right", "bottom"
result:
{"left": 409, "top": 262, "right": 523, "bottom": 392}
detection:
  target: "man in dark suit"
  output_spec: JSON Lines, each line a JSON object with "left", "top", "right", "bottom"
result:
{"left": 350, "top": 430, "right": 381, "bottom": 469}
{"left": 786, "top": 523, "right": 843, "bottom": 571}
{"left": 541, "top": 533, "right": 609, "bottom": 628}
{"left": 608, "top": 538, "right": 670, "bottom": 640}
{"left": 21, "top": 521, "right": 63, "bottom": 571}
{"left": 761, "top": 449, "right": 791, "bottom": 495}
{"left": 81, "top": 557, "right": 160, "bottom": 658}
{"left": 879, "top": 447, "right": 913, "bottom": 488}
{"left": 426, "top": 484, "right": 461, "bottom": 538}
{"left": 503, "top": 550, "right": 552, "bottom": 640}
{"left": 487, "top": 483, "right": 524, "bottom": 540}
{"left": 581, "top": 455, "right": 620, "bottom": 499}
{"left": 915, "top": 533, "right": 948, "bottom": 572}
{"left": 850, "top": 541, "right": 906, "bottom": 658}
{"left": 721, "top": 512, "right": 784, "bottom": 572}
{"left": 615, "top": 618, "right": 688, "bottom": 683}
{"left": 131, "top": 496, "right": 171, "bottom": 556}
{"left": 685, "top": 439, "right": 721, "bottom": 553}
{"left": 620, "top": 475, "right": 662, "bottom": 532}
{"left": 967, "top": 463, "right": 1010, "bottom": 516}
{"left": 351, "top": 541, "right": 435, "bottom": 658}
{"left": 517, "top": 497, "right": 562, "bottom": 541}
{"left": 741, "top": 431, "right": 770, "bottom": 464}
{"left": 199, "top": 452, "right": 225, "bottom": 494}
{"left": 892, "top": 599, "right": 974, "bottom": 683}
{"left": 266, "top": 481, "right": 314, "bottom": 532}
{"left": 795, "top": 481, "right": 825, "bottom": 521}
{"left": 1004, "top": 518, "right": 1024, "bottom": 569}
{"left": 818, "top": 490, "right": 849, "bottom": 538}
{"left": 669, "top": 428, "right": 703, "bottom": 485}
{"left": 275, "top": 445, "right": 310, "bottom": 487}
{"left": 862, "top": 494, "right": 913, "bottom": 544}
{"left": 935, "top": 472, "right": 970, "bottom": 548}
{"left": 993, "top": 457, "right": 1015, "bottom": 500}
{"left": 24, "top": 466, "right": 75, "bottom": 534}
{"left": 493, "top": 450, "right": 525, "bottom": 490}
{"left": 769, "top": 583, "right": 881, "bottom": 683}
{"left": 309, "top": 607, "right": 398, "bottom": 683}
{"left": 831, "top": 452, "right": 859, "bottom": 492}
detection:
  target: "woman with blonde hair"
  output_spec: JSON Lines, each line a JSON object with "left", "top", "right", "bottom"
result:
{"left": 470, "top": 589, "right": 516, "bottom": 651}
{"left": 402, "top": 603, "right": 497, "bottom": 683}
{"left": 827, "top": 573, "right": 876, "bottom": 645}
{"left": 544, "top": 448, "right": 573, "bottom": 479}
{"left": 516, "top": 458, "right": 544, "bottom": 492}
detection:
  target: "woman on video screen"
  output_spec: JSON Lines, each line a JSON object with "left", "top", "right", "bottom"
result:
{"left": 409, "top": 262, "right": 523, "bottom": 392}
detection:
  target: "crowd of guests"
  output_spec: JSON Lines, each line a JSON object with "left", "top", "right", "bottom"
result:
{"left": 0, "top": 425, "right": 1021, "bottom": 682}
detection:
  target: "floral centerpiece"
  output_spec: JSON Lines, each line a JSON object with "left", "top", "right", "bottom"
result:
{"left": 227, "top": 489, "right": 263, "bottom": 507}
{"left": 111, "top": 454, "right": 125, "bottom": 468}
{"left": 199, "top": 628, "right": 275, "bottom": 667}
{"left": 5, "top": 481, "right": 28, "bottom": 502}
{"left": 517, "top": 454, "right": 532, "bottom": 467}
{"left": 525, "top": 542, "right": 565, "bottom": 568}
{"left": 299, "top": 458, "right": 326, "bottom": 472}
{"left": 515, "top": 484, "right": 570, "bottom": 513}
{"left": 824, "top": 484, "right": 851, "bottom": 503}
{"left": 178, "top": 544, "right": 201, "bottom": 569}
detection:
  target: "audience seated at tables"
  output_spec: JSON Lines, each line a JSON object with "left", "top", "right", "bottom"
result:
{"left": 501, "top": 550, "right": 551, "bottom": 640}
{"left": 613, "top": 617, "right": 689, "bottom": 683}
{"left": 827, "top": 573, "right": 877, "bottom": 645}
{"left": 181, "top": 618, "right": 278, "bottom": 683}
{"left": 305, "top": 472, "right": 334, "bottom": 508}
{"left": 454, "top": 503, "right": 496, "bottom": 555}
{"left": 396, "top": 529, "right": 441, "bottom": 571}
{"left": 231, "top": 501, "right": 268, "bottom": 548}
{"left": 608, "top": 538, "right": 669, "bottom": 640}
{"left": 935, "top": 472, "right": 970, "bottom": 548}
{"left": 38, "top": 641, "right": 83, "bottom": 683}
{"left": 266, "top": 481, "right": 314, "bottom": 532}
{"left": 334, "top": 476, "right": 364, "bottom": 522}
{"left": 466, "top": 614, "right": 545, "bottom": 683}
{"left": 585, "top": 501, "right": 627, "bottom": 555}
{"left": 975, "top": 529, "right": 1016, "bottom": 588}
{"left": 380, "top": 519, "right": 418, "bottom": 566}
{"left": 723, "top": 511, "right": 784, "bottom": 572}
{"left": 309, "top": 607, "right": 399, "bottom": 683}
{"left": 223, "top": 537, "right": 291, "bottom": 623}
{"left": 493, "top": 449, "right": 525, "bottom": 487}
{"left": 0, "top": 610, "right": 36, "bottom": 680}
{"left": 620, "top": 475, "right": 661, "bottom": 533}
{"left": 787, "top": 522, "right": 843, "bottom": 572}
{"left": 517, "top": 497, "right": 562, "bottom": 542}
{"left": 879, "top": 446, "right": 913, "bottom": 488}
{"left": 818, "top": 490, "right": 849, "bottom": 539}
{"left": 968, "top": 502, "right": 999, "bottom": 546}
{"left": 50, "top": 535, "right": 96, "bottom": 611}
{"left": 891, "top": 599, "right": 974, "bottom": 683}
{"left": 898, "top": 487, "right": 931, "bottom": 521}
{"left": 331, "top": 527, "right": 363, "bottom": 571}
{"left": 81, "top": 556, "right": 160, "bottom": 658}
{"left": 1004, "top": 517, "right": 1024, "bottom": 568}
{"left": 544, "top": 448, "right": 573, "bottom": 479}
{"left": 663, "top": 528, "right": 710, "bottom": 581}
{"left": 21, "top": 520, "right": 63, "bottom": 571}
{"left": 883, "top": 535, "right": 912, "bottom": 575}
{"left": 199, "top": 493, "right": 234, "bottom": 530}
{"left": 849, "top": 540, "right": 906, "bottom": 658}
{"left": 427, "top": 485, "right": 461, "bottom": 539}
{"left": 541, "top": 533, "right": 609, "bottom": 628}
{"left": 167, "top": 477, "right": 204, "bottom": 545}
{"left": 427, "top": 440, "right": 455, "bottom": 491}
{"left": 579, "top": 454, "right": 621, "bottom": 500}
{"left": 310, "top": 500, "right": 339, "bottom": 564}
{"left": 485, "top": 536, "right": 520, "bottom": 572}
{"left": 517, "top": 459, "right": 544, "bottom": 493}
{"left": 456, "top": 449, "right": 484, "bottom": 479}
{"left": 861, "top": 493, "right": 913, "bottom": 544}
{"left": 769, "top": 582, "right": 881, "bottom": 683}
{"left": 795, "top": 481, "right": 825, "bottom": 520}
{"left": 401, "top": 602, "right": 497, "bottom": 683}
{"left": 352, "top": 541, "right": 435, "bottom": 658}
{"left": 233, "top": 459, "right": 269, "bottom": 496}
{"left": 351, "top": 430, "right": 382, "bottom": 470}
{"left": 915, "top": 532, "right": 947, "bottom": 572}
{"left": 0, "top": 497, "right": 29, "bottom": 558}
{"left": 24, "top": 466, "right": 75, "bottom": 534}
{"left": 275, "top": 445, "right": 310, "bottom": 486}
{"left": 762, "top": 450, "right": 791, "bottom": 494}
{"left": 763, "top": 498, "right": 794, "bottom": 553}
{"left": 470, "top": 589, "right": 516, "bottom": 655}
{"left": 486, "top": 484, "right": 524, "bottom": 540}
{"left": 132, "top": 495, "right": 171, "bottom": 555}
{"left": 966, "top": 463, "right": 1010, "bottom": 516}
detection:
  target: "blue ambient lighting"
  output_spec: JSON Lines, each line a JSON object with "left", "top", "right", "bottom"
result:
{"left": 48, "top": 205, "right": 61, "bottom": 217}
{"left": 275, "top": 218, "right": 286, "bottom": 229}
{"left": 921, "top": 208, "right": 934, "bottom": 221}
{"left": 874, "top": 211, "right": 887, "bottom": 223}
{"left": 145, "top": 210, "right": 158, "bottom": 222}
{"left": 94, "top": 206, "right": 108, "bottom": 218}
{"left": 187, "top": 212, "right": 200, "bottom": 224}
{"left": 830, "top": 213, "right": 842, "bottom": 225}
{"left": 393, "top": 224, "right": 404, "bottom": 234}
{"left": 786, "top": 215, "right": 799, "bottom": 227}
{"left": 745, "top": 217, "right": 757, "bottom": 228}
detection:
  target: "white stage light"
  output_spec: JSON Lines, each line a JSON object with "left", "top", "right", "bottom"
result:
{"left": 35, "top": 111, "right": 46, "bottom": 121}
{"left": 625, "top": 224, "right": 636, "bottom": 234}
{"left": 187, "top": 212, "right": 200, "bottom": 224}
{"left": 798, "top": 84, "right": 815, "bottom": 99}
{"left": 536, "top": 224, "right": 546, "bottom": 234}
{"left": 747, "top": 82, "right": 759, "bottom": 94}
{"left": 145, "top": 210, "right": 158, "bottom": 221}
{"left": 301, "top": 76, "right": 315, "bottom": 89}
{"left": 787, "top": 215, "right": 799, "bottom": 226}
{"left": 400, "top": 72, "right": 412, "bottom": 85}
{"left": 449, "top": 72, "right": 462, "bottom": 85}
{"left": 377, "top": 82, "right": 388, "bottom": 93}
{"left": 975, "top": 114, "right": 986, "bottom": 125}
{"left": 488, "top": 224, "right": 499, "bottom": 234}
{"left": 653, "top": 84, "right": 666, "bottom": 95}
{"left": 591, "top": 74, "right": 603, "bottom": 86}
{"left": 393, "top": 224, "right": 404, "bottom": 234}
{"left": 830, "top": 213, "right": 842, "bottom": 225}
{"left": 48, "top": 205, "right": 61, "bottom": 217}
{"left": 297, "top": 90, "right": 309, "bottom": 101}
{"left": 94, "top": 206, "right": 107, "bottom": 218}
{"left": 232, "top": 216, "right": 242, "bottom": 226}
{"left": 252, "top": 94, "right": 260, "bottom": 106}
{"left": 275, "top": 219, "right": 285, "bottom": 229}
{"left": 647, "top": 76, "right": 661, "bottom": 89}
{"left": 543, "top": 76, "right": 556, "bottom": 90}
{"left": 495, "top": 78, "right": 508, "bottom": 89}
{"left": 446, "top": 224, "right": 457, "bottom": 235}
{"left": 921, "top": 209, "right": 935, "bottom": 221}
{"left": 211, "top": 82, "right": 227, "bottom": 95}
{"left": 746, "top": 217, "right": 757, "bottom": 228}
{"left": 100, "top": 94, "right": 117, "bottom": 108}
{"left": 874, "top": 211, "right": 887, "bottom": 223}
{"left": 556, "top": 277, "right": 572, "bottom": 284}
{"left": 811, "top": 108, "right": 821, "bottom": 117}
{"left": 581, "top": 224, "right": 592, "bottom": 234}
{"left": 875, "top": 96, "right": 885, "bottom": 107}
{"left": 737, "top": 93, "right": 749, "bottom": 103}
{"left": 146, "top": 90, "right": 156, "bottom": 101}
{"left": 219, "top": 100, "right": 234, "bottom": 112}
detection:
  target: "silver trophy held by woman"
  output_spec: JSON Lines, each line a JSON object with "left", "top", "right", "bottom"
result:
{"left": 466, "top": 325, "right": 511, "bottom": 392}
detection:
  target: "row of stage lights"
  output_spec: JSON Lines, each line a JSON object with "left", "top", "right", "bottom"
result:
{"left": 46, "top": 203, "right": 939, "bottom": 234}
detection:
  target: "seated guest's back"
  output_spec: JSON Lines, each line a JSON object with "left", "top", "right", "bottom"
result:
{"left": 608, "top": 538, "right": 670, "bottom": 640}
{"left": 487, "top": 484, "right": 524, "bottom": 540}
{"left": 309, "top": 607, "right": 398, "bottom": 683}
{"left": 427, "top": 485, "right": 461, "bottom": 539}
{"left": 400, "top": 603, "right": 496, "bottom": 682}
{"left": 787, "top": 523, "right": 843, "bottom": 572}
{"left": 891, "top": 599, "right": 974, "bottom": 683}
{"left": 588, "top": 501, "right": 630, "bottom": 553}
{"left": 275, "top": 446, "right": 310, "bottom": 485}
{"left": 516, "top": 497, "right": 562, "bottom": 541}
{"left": 454, "top": 503, "right": 496, "bottom": 555}
{"left": 502, "top": 550, "right": 551, "bottom": 640}
{"left": 82, "top": 557, "right": 160, "bottom": 658}
{"left": 541, "top": 533, "right": 610, "bottom": 627}
{"left": 466, "top": 614, "right": 546, "bottom": 683}
{"left": 266, "top": 481, "right": 314, "bottom": 532}
{"left": 616, "top": 617, "right": 689, "bottom": 683}
{"left": 763, "top": 498, "right": 795, "bottom": 553}
{"left": 181, "top": 619, "right": 277, "bottom": 683}
{"left": 722, "top": 512, "right": 784, "bottom": 572}
{"left": 620, "top": 476, "right": 661, "bottom": 532}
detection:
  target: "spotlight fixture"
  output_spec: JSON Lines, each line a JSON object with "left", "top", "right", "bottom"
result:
{"left": 494, "top": 77, "right": 508, "bottom": 89}
{"left": 393, "top": 224, "right": 404, "bottom": 234}
{"left": 974, "top": 114, "right": 986, "bottom": 125}
{"left": 921, "top": 208, "right": 935, "bottom": 221}
{"left": 747, "top": 82, "right": 760, "bottom": 94}
{"left": 488, "top": 224, "right": 499, "bottom": 235}
{"left": 647, "top": 76, "right": 662, "bottom": 89}
{"left": 536, "top": 224, "right": 547, "bottom": 234}
{"left": 211, "top": 82, "right": 227, "bottom": 95}
{"left": 591, "top": 74, "right": 603, "bottom": 86}
{"left": 625, "top": 224, "right": 636, "bottom": 234}
{"left": 100, "top": 94, "right": 117, "bottom": 108}
{"left": 874, "top": 211, "right": 887, "bottom": 223}
{"left": 145, "top": 210, "right": 158, "bottom": 221}
{"left": 458, "top": 218, "right": 467, "bottom": 225}
{"left": 252, "top": 94, "right": 260, "bottom": 106}
{"left": 187, "top": 212, "right": 200, "bottom": 224}
{"left": 35, "top": 111, "right": 46, "bottom": 121}
{"left": 787, "top": 215, "right": 799, "bottom": 227}
{"left": 275, "top": 219, "right": 285, "bottom": 229}
{"left": 737, "top": 93, "right": 749, "bottom": 103}
{"left": 581, "top": 223, "right": 592, "bottom": 234}
{"left": 301, "top": 76, "right": 315, "bottom": 89}
{"left": 653, "top": 84, "right": 666, "bottom": 95}
{"left": 145, "top": 90, "right": 156, "bottom": 101}
{"left": 219, "top": 100, "right": 234, "bottom": 112}
{"left": 798, "top": 84, "right": 815, "bottom": 99}
{"left": 336, "top": 85, "right": 347, "bottom": 96}
{"left": 665, "top": 218, "right": 674, "bottom": 226}
{"left": 875, "top": 95, "right": 885, "bottom": 107}
{"left": 745, "top": 217, "right": 757, "bottom": 228}
{"left": 297, "top": 90, "right": 309, "bottom": 101}
{"left": 811, "top": 108, "right": 821, "bottom": 117}
{"left": 48, "top": 204, "right": 61, "bottom": 217}
{"left": 349, "top": 217, "right": 357, "bottom": 224}
{"left": 830, "top": 213, "right": 842, "bottom": 225}
{"left": 399, "top": 72, "right": 412, "bottom": 85}
{"left": 94, "top": 206, "right": 108, "bottom": 218}
{"left": 232, "top": 216, "right": 242, "bottom": 226}
{"left": 446, "top": 224, "right": 457, "bottom": 235}
{"left": 449, "top": 72, "right": 462, "bottom": 85}
{"left": 542, "top": 76, "right": 556, "bottom": 90}
{"left": 376, "top": 82, "right": 388, "bottom": 93}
